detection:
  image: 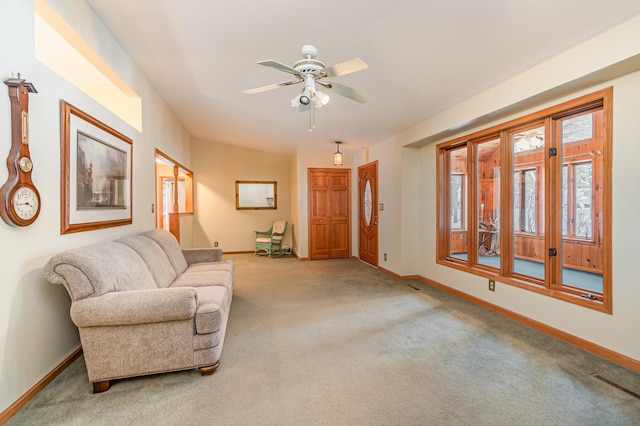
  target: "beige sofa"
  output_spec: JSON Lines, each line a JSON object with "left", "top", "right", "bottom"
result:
{"left": 44, "top": 229, "right": 234, "bottom": 393}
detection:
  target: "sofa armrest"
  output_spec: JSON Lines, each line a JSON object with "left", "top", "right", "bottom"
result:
{"left": 182, "top": 248, "right": 223, "bottom": 264}
{"left": 70, "top": 287, "right": 197, "bottom": 327}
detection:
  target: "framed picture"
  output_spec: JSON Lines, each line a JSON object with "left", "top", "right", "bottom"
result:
{"left": 60, "top": 100, "right": 132, "bottom": 234}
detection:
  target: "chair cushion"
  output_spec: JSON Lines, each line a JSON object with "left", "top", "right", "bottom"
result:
{"left": 273, "top": 221, "right": 286, "bottom": 233}
{"left": 256, "top": 237, "right": 271, "bottom": 243}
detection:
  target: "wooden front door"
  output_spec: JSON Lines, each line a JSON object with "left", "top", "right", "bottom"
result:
{"left": 358, "top": 161, "right": 378, "bottom": 266}
{"left": 308, "top": 168, "right": 351, "bottom": 259}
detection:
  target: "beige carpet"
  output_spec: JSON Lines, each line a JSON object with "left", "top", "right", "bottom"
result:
{"left": 8, "top": 254, "right": 640, "bottom": 425}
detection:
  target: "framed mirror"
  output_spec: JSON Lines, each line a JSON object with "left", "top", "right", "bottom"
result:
{"left": 236, "top": 181, "right": 277, "bottom": 210}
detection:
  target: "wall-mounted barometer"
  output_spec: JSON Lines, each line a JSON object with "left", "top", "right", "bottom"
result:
{"left": 0, "top": 75, "right": 40, "bottom": 227}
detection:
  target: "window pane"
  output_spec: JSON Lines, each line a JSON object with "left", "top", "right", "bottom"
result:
{"left": 562, "top": 113, "right": 593, "bottom": 143}
{"left": 513, "top": 171, "right": 520, "bottom": 231}
{"left": 477, "top": 138, "right": 500, "bottom": 268}
{"left": 449, "top": 147, "right": 467, "bottom": 260}
{"left": 523, "top": 169, "right": 537, "bottom": 233}
{"left": 450, "top": 174, "right": 463, "bottom": 229}
{"left": 560, "top": 110, "right": 602, "bottom": 294}
{"left": 513, "top": 127, "right": 545, "bottom": 153}
{"left": 574, "top": 162, "right": 593, "bottom": 239}
{"left": 562, "top": 165, "right": 568, "bottom": 236}
{"left": 512, "top": 126, "right": 545, "bottom": 280}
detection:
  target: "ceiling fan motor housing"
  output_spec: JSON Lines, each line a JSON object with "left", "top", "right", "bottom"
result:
{"left": 293, "top": 59, "right": 325, "bottom": 76}
{"left": 301, "top": 44, "right": 318, "bottom": 59}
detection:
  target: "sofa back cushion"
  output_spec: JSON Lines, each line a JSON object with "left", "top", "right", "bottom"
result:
{"left": 44, "top": 242, "right": 157, "bottom": 301}
{"left": 140, "top": 229, "right": 188, "bottom": 275}
{"left": 116, "top": 235, "right": 178, "bottom": 288}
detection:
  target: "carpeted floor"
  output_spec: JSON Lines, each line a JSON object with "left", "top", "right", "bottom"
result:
{"left": 7, "top": 254, "right": 640, "bottom": 425}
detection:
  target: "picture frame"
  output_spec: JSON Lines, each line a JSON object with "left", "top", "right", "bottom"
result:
{"left": 60, "top": 100, "right": 132, "bottom": 234}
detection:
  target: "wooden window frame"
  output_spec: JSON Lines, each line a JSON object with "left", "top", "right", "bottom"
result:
{"left": 436, "top": 88, "right": 612, "bottom": 313}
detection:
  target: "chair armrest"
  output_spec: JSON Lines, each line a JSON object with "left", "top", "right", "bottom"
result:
{"left": 70, "top": 287, "right": 197, "bottom": 327}
{"left": 255, "top": 230, "right": 271, "bottom": 238}
{"left": 182, "top": 248, "right": 223, "bottom": 264}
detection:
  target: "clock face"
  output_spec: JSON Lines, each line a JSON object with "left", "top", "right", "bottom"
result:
{"left": 12, "top": 186, "right": 39, "bottom": 220}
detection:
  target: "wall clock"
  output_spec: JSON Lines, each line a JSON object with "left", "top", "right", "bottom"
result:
{"left": 0, "top": 75, "right": 40, "bottom": 227}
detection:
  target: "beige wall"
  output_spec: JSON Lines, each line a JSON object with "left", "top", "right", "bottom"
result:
{"left": 0, "top": 0, "right": 193, "bottom": 413}
{"left": 190, "top": 141, "right": 363, "bottom": 258}
{"left": 191, "top": 139, "right": 292, "bottom": 251}
{"left": 189, "top": 143, "right": 363, "bottom": 260}
{"left": 369, "top": 16, "right": 640, "bottom": 361}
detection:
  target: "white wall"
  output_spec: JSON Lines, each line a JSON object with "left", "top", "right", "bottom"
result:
{"left": 0, "top": 0, "right": 193, "bottom": 413}
{"left": 370, "top": 16, "right": 640, "bottom": 362}
{"left": 191, "top": 139, "right": 291, "bottom": 251}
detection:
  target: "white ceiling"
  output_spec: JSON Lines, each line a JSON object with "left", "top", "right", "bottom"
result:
{"left": 85, "top": 0, "right": 640, "bottom": 155}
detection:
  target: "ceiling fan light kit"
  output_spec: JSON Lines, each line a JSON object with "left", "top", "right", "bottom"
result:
{"left": 244, "top": 44, "right": 369, "bottom": 131}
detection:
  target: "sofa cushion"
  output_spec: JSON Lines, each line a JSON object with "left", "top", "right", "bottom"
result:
{"left": 43, "top": 242, "right": 156, "bottom": 301}
{"left": 185, "top": 260, "right": 235, "bottom": 274}
{"left": 140, "top": 229, "right": 189, "bottom": 275}
{"left": 116, "top": 235, "right": 178, "bottom": 288}
{"left": 194, "top": 286, "right": 229, "bottom": 335}
{"left": 183, "top": 248, "right": 223, "bottom": 265}
{"left": 171, "top": 270, "right": 233, "bottom": 293}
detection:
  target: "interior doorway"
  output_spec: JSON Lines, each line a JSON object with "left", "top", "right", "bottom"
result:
{"left": 155, "top": 149, "right": 194, "bottom": 242}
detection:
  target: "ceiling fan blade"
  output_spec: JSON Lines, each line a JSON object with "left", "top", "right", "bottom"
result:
{"left": 320, "top": 58, "right": 368, "bottom": 78}
{"left": 257, "top": 60, "right": 301, "bottom": 77}
{"left": 243, "top": 79, "right": 302, "bottom": 95}
{"left": 319, "top": 81, "right": 370, "bottom": 103}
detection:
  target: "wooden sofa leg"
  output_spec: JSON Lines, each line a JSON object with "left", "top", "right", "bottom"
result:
{"left": 199, "top": 361, "right": 220, "bottom": 376}
{"left": 92, "top": 380, "right": 110, "bottom": 393}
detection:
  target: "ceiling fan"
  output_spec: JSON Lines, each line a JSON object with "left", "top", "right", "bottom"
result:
{"left": 244, "top": 44, "right": 370, "bottom": 130}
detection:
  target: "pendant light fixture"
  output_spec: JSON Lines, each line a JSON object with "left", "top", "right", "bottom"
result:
{"left": 334, "top": 141, "right": 343, "bottom": 167}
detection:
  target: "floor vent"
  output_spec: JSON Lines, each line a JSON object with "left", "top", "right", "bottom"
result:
{"left": 590, "top": 373, "right": 640, "bottom": 399}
